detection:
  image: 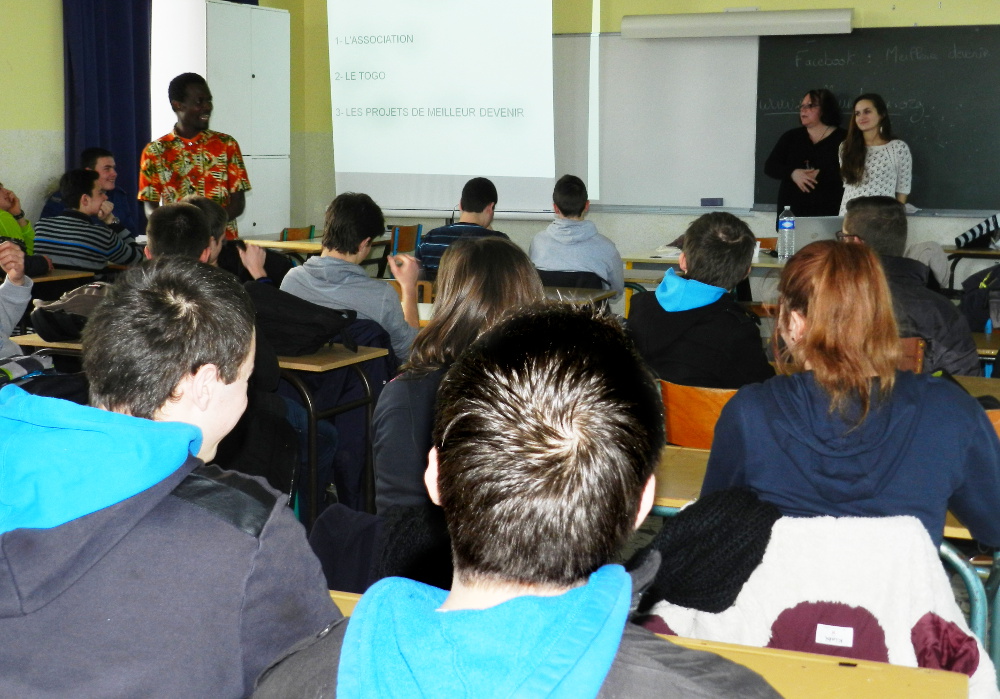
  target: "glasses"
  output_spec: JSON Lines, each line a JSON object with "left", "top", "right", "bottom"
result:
{"left": 799, "top": 103, "right": 819, "bottom": 111}
{"left": 835, "top": 231, "right": 863, "bottom": 242}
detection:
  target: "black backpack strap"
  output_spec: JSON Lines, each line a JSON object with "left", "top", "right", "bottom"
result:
{"left": 171, "top": 463, "right": 278, "bottom": 537}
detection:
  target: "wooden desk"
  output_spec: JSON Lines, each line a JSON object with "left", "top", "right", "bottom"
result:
{"left": 278, "top": 344, "right": 390, "bottom": 521}
{"left": 14, "top": 333, "right": 82, "bottom": 353}
{"left": 666, "top": 636, "right": 966, "bottom": 698}
{"left": 544, "top": 286, "right": 615, "bottom": 304}
{"left": 956, "top": 374, "right": 1000, "bottom": 402}
{"left": 943, "top": 245, "right": 1000, "bottom": 289}
{"left": 973, "top": 332, "right": 1000, "bottom": 359}
{"left": 247, "top": 239, "right": 323, "bottom": 255}
{"left": 325, "top": 588, "right": 964, "bottom": 697}
{"left": 249, "top": 237, "right": 392, "bottom": 273}
{"left": 32, "top": 268, "right": 96, "bottom": 284}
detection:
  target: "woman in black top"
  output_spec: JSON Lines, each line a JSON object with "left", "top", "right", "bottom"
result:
{"left": 764, "top": 89, "right": 846, "bottom": 224}
{"left": 372, "top": 237, "right": 544, "bottom": 511}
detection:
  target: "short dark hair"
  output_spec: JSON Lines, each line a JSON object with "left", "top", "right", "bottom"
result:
{"left": 681, "top": 212, "right": 756, "bottom": 290}
{"left": 321, "top": 192, "right": 384, "bottom": 255}
{"left": 80, "top": 147, "right": 113, "bottom": 170}
{"left": 845, "top": 196, "right": 907, "bottom": 257}
{"left": 433, "top": 305, "right": 664, "bottom": 587}
{"left": 146, "top": 203, "right": 212, "bottom": 259}
{"left": 552, "top": 174, "right": 588, "bottom": 218}
{"left": 83, "top": 257, "right": 255, "bottom": 419}
{"left": 168, "top": 72, "right": 209, "bottom": 105}
{"left": 182, "top": 195, "right": 228, "bottom": 242}
{"left": 60, "top": 169, "right": 100, "bottom": 209}
{"left": 459, "top": 177, "right": 498, "bottom": 213}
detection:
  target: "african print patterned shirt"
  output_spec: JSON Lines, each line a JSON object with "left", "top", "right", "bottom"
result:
{"left": 138, "top": 129, "right": 251, "bottom": 238}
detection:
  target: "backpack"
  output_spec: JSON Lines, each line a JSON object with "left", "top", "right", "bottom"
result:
{"left": 245, "top": 282, "right": 358, "bottom": 356}
{"left": 959, "top": 264, "right": 1000, "bottom": 332}
{"left": 30, "top": 282, "right": 113, "bottom": 342}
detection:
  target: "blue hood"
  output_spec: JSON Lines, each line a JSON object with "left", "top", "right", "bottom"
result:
{"left": 655, "top": 268, "right": 726, "bottom": 312}
{"left": 0, "top": 385, "right": 202, "bottom": 534}
{"left": 338, "top": 564, "right": 632, "bottom": 698}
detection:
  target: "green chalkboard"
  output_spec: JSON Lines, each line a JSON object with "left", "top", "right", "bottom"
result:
{"left": 755, "top": 26, "right": 1000, "bottom": 211}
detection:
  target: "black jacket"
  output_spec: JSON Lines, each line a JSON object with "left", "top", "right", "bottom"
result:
{"left": 882, "top": 255, "right": 980, "bottom": 376}
{"left": 628, "top": 291, "right": 774, "bottom": 389}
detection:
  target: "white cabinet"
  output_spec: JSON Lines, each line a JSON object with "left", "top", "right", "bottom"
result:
{"left": 241, "top": 156, "right": 291, "bottom": 238}
{"left": 150, "top": 0, "right": 290, "bottom": 234}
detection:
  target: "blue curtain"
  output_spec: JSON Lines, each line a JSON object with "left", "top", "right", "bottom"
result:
{"left": 62, "top": 0, "right": 151, "bottom": 230}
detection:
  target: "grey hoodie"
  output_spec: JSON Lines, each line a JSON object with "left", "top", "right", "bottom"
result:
{"left": 529, "top": 218, "right": 625, "bottom": 299}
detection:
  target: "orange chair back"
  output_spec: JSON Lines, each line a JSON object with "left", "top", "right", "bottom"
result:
{"left": 660, "top": 380, "right": 737, "bottom": 449}
{"left": 281, "top": 225, "right": 316, "bottom": 241}
{"left": 986, "top": 410, "right": 1000, "bottom": 440}
{"left": 391, "top": 225, "right": 423, "bottom": 255}
{"left": 897, "top": 337, "right": 926, "bottom": 373}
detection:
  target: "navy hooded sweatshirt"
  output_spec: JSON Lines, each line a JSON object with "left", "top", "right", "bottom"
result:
{"left": 703, "top": 371, "right": 1000, "bottom": 547}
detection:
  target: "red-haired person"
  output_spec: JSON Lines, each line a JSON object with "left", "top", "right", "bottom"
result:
{"left": 703, "top": 241, "right": 1000, "bottom": 549}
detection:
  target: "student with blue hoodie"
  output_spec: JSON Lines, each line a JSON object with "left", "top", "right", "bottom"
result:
{"left": 530, "top": 174, "right": 624, "bottom": 299}
{"left": 253, "top": 305, "right": 780, "bottom": 698}
{"left": 628, "top": 212, "right": 774, "bottom": 388}
{"left": 0, "top": 257, "right": 339, "bottom": 698}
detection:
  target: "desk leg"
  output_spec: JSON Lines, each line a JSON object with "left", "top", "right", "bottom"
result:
{"left": 624, "top": 261, "right": 634, "bottom": 317}
{"left": 280, "top": 370, "right": 319, "bottom": 523}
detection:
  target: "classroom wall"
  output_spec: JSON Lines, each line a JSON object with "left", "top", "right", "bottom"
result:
{"left": 4, "top": 0, "right": 998, "bottom": 259}
{"left": 0, "top": 0, "right": 65, "bottom": 220}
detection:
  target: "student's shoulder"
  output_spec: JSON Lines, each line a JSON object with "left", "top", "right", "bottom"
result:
{"left": 600, "top": 623, "right": 780, "bottom": 698}
{"left": 170, "top": 463, "right": 281, "bottom": 538}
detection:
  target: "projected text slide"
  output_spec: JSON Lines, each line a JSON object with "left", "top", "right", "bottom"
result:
{"left": 327, "top": 0, "right": 554, "bottom": 180}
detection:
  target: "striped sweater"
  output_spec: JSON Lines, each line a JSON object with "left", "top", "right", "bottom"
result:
{"left": 33, "top": 211, "right": 144, "bottom": 271}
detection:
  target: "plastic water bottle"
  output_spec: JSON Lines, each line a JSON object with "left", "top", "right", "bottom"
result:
{"left": 777, "top": 207, "right": 796, "bottom": 261}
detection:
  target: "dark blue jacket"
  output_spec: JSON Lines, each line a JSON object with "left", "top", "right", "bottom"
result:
{"left": 703, "top": 371, "right": 1000, "bottom": 546}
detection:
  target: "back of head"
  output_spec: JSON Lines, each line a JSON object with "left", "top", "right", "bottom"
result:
{"left": 182, "top": 195, "right": 228, "bottom": 243}
{"left": 682, "top": 212, "right": 756, "bottom": 290}
{"left": 168, "top": 72, "right": 208, "bottom": 104}
{"left": 321, "top": 192, "right": 384, "bottom": 254}
{"left": 406, "top": 237, "right": 545, "bottom": 372}
{"left": 844, "top": 196, "right": 907, "bottom": 257}
{"left": 83, "top": 257, "right": 255, "bottom": 419}
{"left": 459, "top": 177, "right": 498, "bottom": 213}
{"left": 60, "top": 169, "right": 99, "bottom": 209}
{"left": 80, "top": 147, "right": 113, "bottom": 170}
{"left": 146, "top": 203, "right": 212, "bottom": 259}
{"left": 777, "top": 241, "right": 900, "bottom": 420}
{"left": 552, "top": 174, "right": 588, "bottom": 218}
{"left": 433, "top": 305, "right": 664, "bottom": 587}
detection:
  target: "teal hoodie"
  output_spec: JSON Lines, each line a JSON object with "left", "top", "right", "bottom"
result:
{"left": 337, "top": 564, "right": 633, "bottom": 698}
{"left": 655, "top": 268, "right": 726, "bottom": 313}
{"left": 0, "top": 385, "right": 201, "bottom": 535}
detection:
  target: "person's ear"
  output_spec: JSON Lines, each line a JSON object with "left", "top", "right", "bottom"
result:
{"left": 198, "top": 247, "right": 212, "bottom": 264}
{"left": 552, "top": 203, "right": 562, "bottom": 217}
{"left": 424, "top": 447, "right": 442, "bottom": 506}
{"left": 188, "top": 363, "right": 220, "bottom": 412}
{"left": 786, "top": 310, "right": 808, "bottom": 345}
{"left": 634, "top": 475, "right": 656, "bottom": 530}
{"left": 583, "top": 200, "right": 590, "bottom": 215}
{"left": 143, "top": 246, "right": 153, "bottom": 260}
{"left": 170, "top": 100, "right": 183, "bottom": 114}
{"left": 678, "top": 252, "right": 688, "bottom": 274}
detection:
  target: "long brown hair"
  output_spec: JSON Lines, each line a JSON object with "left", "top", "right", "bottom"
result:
{"left": 775, "top": 241, "right": 900, "bottom": 422}
{"left": 404, "top": 237, "right": 545, "bottom": 374}
{"left": 840, "top": 93, "right": 894, "bottom": 185}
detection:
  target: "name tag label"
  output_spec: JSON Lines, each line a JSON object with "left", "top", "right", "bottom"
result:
{"left": 815, "top": 623, "right": 855, "bottom": 648}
